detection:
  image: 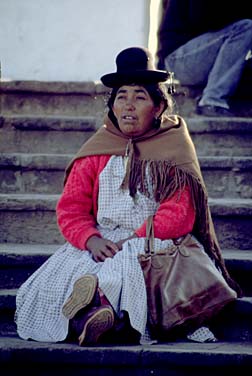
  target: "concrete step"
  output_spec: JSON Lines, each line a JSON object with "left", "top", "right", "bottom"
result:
{"left": 0, "top": 115, "right": 96, "bottom": 154}
{"left": 0, "top": 283, "right": 252, "bottom": 341}
{"left": 208, "top": 197, "right": 252, "bottom": 249}
{"left": 0, "top": 336, "right": 252, "bottom": 376}
{"left": 185, "top": 116, "right": 252, "bottom": 157}
{"left": 1, "top": 153, "right": 252, "bottom": 198}
{"left": 0, "top": 80, "right": 107, "bottom": 118}
{"left": 1, "top": 293, "right": 252, "bottom": 339}
{"left": 0, "top": 193, "right": 64, "bottom": 245}
{"left": 1, "top": 78, "right": 251, "bottom": 118}
{"left": 1, "top": 114, "right": 252, "bottom": 156}
{"left": 0, "top": 194, "right": 251, "bottom": 249}
{"left": 200, "top": 156, "right": 252, "bottom": 198}
{"left": 0, "top": 243, "right": 251, "bottom": 296}
{"left": 0, "top": 243, "right": 57, "bottom": 290}
{"left": 0, "top": 79, "right": 251, "bottom": 374}
{"left": 0, "top": 153, "right": 70, "bottom": 194}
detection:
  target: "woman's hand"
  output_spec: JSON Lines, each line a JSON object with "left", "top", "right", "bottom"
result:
{"left": 86, "top": 235, "right": 119, "bottom": 262}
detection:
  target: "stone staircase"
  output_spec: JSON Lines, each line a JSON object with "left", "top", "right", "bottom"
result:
{"left": 0, "top": 80, "right": 252, "bottom": 375}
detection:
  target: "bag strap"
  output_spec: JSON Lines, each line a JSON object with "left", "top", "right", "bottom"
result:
{"left": 144, "top": 215, "right": 155, "bottom": 255}
{"left": 144, "top": 215, "right": 191, "bottom": 255}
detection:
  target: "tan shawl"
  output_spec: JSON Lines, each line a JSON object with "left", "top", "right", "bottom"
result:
{"left": 64, "top": 114, "right": 242, "bottom": 295}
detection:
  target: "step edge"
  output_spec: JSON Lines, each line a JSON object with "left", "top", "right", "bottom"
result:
{"left": 0, "top": 244, "right": 251, "bottom": 260}
{"left": 1, "top": 194, "right": 251, "bottom": 213}
{"left": 0, "top": 335, "right": 252, "bottom": 360}
{"left": 1, "top": 153, "right": 252, "bottom": 170}
{"left": 0, "top": 80, "right": 108, "bottom": 95}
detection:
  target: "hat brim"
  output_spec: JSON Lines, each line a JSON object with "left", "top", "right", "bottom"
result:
{"left": 100, "top": 70, "right": 169, "bottom": 88}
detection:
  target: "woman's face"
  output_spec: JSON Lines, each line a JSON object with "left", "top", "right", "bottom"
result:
{"left": 112, "top": 85, "right": 162, "bottom": 137}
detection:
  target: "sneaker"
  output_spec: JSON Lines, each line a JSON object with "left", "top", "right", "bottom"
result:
{"left": 196, "top": 104, "right": 235, "bottom": 117}
{"left": 78, "top": 305, "right": 115, "bottom": 345}
{"left": 62, "top": 274, "right": 99, "bottom": 319}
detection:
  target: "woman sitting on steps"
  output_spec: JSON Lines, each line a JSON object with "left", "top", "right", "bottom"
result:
{"left": 14, "top": 46, "right": 241, "bottom": 346}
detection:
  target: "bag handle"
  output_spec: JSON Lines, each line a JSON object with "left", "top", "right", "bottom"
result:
{"left": 144, "top": 215, "right": 155, "bottom": 255}
{"left": 144, "top": 215, "right": 189, "bottom": 255}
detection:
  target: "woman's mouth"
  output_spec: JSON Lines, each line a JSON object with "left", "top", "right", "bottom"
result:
{"left": 122, "top": 115, "right": 137, "bottom": 121}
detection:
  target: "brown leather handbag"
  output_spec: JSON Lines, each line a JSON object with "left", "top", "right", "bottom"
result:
{"left": 138, "top": 216, "right": 237, "bottom": 338}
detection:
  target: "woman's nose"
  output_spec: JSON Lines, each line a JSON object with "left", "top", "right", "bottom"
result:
{"left": 125, "top": 99, "right": 135, "bottom": 109}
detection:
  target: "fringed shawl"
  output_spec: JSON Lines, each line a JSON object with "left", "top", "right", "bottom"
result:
{"left": 64, "top": 114, "right": 242, "bottom": 296}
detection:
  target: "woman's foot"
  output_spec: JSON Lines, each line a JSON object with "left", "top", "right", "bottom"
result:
{"left": 77, "top": 305, "right": 115, "bottom": 345}
{"left": 62, "top": 274, "right": 99, "bottom": 319}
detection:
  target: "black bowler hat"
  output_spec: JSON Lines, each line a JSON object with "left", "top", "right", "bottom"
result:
{"left": 100, "top": 47, "right": 169, "bottom": 88}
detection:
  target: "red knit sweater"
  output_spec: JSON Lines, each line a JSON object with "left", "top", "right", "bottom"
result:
{"left": 56, "top": 155, "right": 196, "bottom": 250}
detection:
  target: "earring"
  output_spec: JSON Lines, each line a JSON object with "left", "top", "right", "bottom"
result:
{"left": 153, "top": 117, "right": 161, "bottom": 128}
{"left": 167, "top": 71, "right": 176, "bottom": 95}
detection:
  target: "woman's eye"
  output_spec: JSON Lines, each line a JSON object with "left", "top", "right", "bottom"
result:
{"left": 136, "top": 96, "right": 146, "bottom": 100}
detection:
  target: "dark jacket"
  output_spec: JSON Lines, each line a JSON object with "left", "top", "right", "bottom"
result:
{"left": 157, "top": 0, "right": 252, "bottom": 69}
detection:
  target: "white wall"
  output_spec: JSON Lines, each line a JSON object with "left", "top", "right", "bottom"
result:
{"left": 0, "top": 0, "right": 152, "bottom": 82}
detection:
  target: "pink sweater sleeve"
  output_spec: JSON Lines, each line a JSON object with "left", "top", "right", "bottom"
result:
{"left": 135, "top": 187, "right": 196, "bottom": 239}
{"left": 56, "top": 157, "right": 103, "bottom": 250}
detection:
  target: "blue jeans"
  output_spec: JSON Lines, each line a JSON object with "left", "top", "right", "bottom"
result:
{"left": 164, "top": 19, "right": 252, "bottom": 109}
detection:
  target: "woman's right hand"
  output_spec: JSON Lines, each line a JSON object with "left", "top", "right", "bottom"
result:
{"left": 86, "top": 235, "right": 120, "bottom": 262}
